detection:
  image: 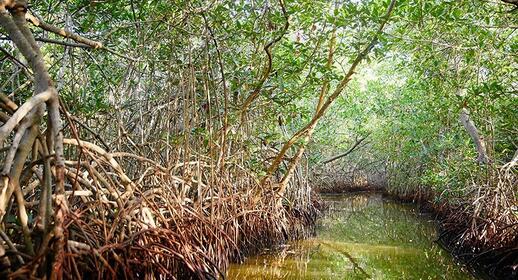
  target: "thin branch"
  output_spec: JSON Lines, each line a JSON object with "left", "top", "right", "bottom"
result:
{"left": 0, "top": 45, "right": 29, "bottom": 70}
{"left": 25, "top": 12, "right": 138, "bottom": 61}
{"left": 321, "top": 135, "right": 370, "bottom": 165}
{"left": 263, "top": 0, "right": 397, "bottom": 190}
{"left": 0, "top": 89, "right": 52, "bottom": 144}
{"left": 239, "top": 0, "right": 289, "bottom": 119}
{"left": 0, "top": 229, "right": 25, "bottom": 264}
{"left": 0, "top": 35, "right": 90, "bottom": 48}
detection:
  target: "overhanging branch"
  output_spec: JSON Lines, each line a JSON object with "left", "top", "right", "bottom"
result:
{"left": 25, "top": 12, "right": 137, "bottom": 61}
{"left": 321, "top": 134, "right": 370, "bottom": 165}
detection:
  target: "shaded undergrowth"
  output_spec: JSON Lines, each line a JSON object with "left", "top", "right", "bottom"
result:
{"left": 2, "top": 136, "right": 320, "bottom": 279}
{"left": 9, "top": 190, "right": 319, "bottom": 280}
{"left": 18, "top": 190, "right": 318, "bottom": 279}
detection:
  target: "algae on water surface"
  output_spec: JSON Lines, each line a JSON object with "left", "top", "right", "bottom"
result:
{"left": 227, "top": 193, "right": 474, "bottom": 280}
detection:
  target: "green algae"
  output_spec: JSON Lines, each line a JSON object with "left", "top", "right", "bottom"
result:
{"left": 227, "top": 193, "right": 474, "bottom": 280}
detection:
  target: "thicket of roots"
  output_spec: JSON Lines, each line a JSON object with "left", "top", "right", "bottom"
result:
{"left": 436, "top": 165, "right": 517, "bottom": 279}
{"left": 315, "top": 159, "right": 517, "bottom": 279}
{"left": 0, "top": 2, "right": 319, "bottom": 277}
{"left": 3, "top": 138, "right": 318, "bottom": 279}
{"left": 382, "top": 163, "right": 517, "bottom": 279}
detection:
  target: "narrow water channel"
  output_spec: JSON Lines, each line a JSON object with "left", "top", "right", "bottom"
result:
{"left": 227, "top": 193, "right": 474, "bottom": 279}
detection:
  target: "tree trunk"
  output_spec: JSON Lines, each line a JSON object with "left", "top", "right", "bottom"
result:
{"left": 264, "top": 0, "right": 397, "bottom": 197}
{"left": 460, "top": 107, "right": 489, "bottom": 164}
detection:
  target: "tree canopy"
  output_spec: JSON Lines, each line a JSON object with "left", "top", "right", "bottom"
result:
{"left": 0, "top": 0, "right": 516, "bottom": 278}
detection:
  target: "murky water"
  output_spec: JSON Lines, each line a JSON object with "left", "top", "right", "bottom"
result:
{"left": 227, "top": 193, "right": 474, "bottom": 280}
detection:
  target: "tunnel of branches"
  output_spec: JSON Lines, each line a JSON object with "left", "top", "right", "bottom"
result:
{"left": 0, "top": 0, "right": 516, "bottom": 279}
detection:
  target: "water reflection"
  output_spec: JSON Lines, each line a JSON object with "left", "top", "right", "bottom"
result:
{"left": 227, "top": 193, "right": 473, "bottom": 280}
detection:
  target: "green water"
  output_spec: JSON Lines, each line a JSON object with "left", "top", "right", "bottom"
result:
{"left": 227, "top": 193, "right": 474, "bottom": 280}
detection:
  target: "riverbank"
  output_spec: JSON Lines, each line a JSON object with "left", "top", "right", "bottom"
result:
{"left": 387, "top": 191, "right": 516, "bottom": 280}
{"left": 68, "top": 193, "right": 321, "bottom": 280}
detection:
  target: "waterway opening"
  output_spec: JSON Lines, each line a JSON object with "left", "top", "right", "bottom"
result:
{"left": 227, "top": 192, "right": 474, "bottom": 279}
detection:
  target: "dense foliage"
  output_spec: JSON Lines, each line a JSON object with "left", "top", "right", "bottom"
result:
{"left": 0, "top": 0, "right": 516, "bottom": 278}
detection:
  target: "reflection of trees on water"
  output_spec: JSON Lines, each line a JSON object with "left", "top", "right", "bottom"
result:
{"left": 228, "top": 194, "right": 471, "bottom": 280}
{"left": 324, "top": 193, "right": 380, "bottom": 212}
{"left": 229, "top": 241, "right": 325, "bottom": 279}
{"left": 320, "top": 193, "right": 436, "bottom": 247}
